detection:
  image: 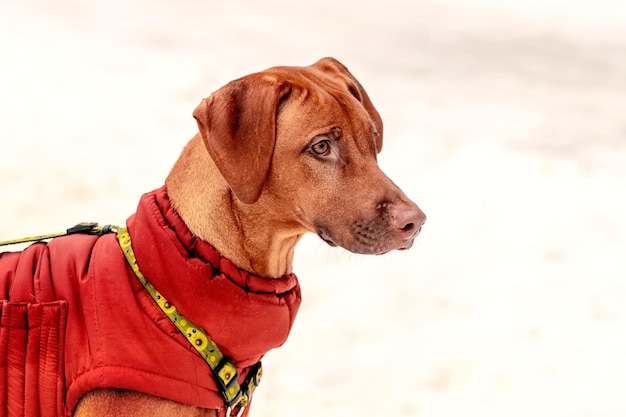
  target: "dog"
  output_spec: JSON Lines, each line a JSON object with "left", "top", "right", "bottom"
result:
{"left": 0, "top": 57, "right": 425, "bottom": 417}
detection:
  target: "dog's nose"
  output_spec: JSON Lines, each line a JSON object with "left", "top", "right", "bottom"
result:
{"left": 389, "top": 202, "right": 426, "bottom": 238}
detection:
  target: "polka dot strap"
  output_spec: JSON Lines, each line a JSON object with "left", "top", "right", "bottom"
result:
{"left": 116, "top": 227, "right": 261, "bottom": 415}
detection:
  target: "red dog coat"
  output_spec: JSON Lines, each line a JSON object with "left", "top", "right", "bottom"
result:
{"left": 0, "top": 187, "right": 301, "bottom": 416}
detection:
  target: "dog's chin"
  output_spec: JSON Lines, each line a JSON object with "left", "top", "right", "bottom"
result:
{"left": 316, "top": 227, "right": 415, "bottom": 255}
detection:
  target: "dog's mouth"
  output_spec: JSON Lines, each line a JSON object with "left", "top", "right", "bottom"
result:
{"left": 317, "top": 227, "right": 338, "bottom": 248}
{"left": 316, "top": 224, "right": 416, "bottom": 255}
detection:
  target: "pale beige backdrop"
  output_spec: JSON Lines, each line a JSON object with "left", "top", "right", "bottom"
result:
{"left": 1, "top": 1, "right": 625, "bottom": 416}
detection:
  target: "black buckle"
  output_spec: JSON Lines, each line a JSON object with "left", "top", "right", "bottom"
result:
{"left": 66, "top": 222, "right": 114, "bottom": 236}
{"left": 215, "top": 360, "right": 263, "bottom": 416}
{"left": 242, "top": 362, "right": 263, "bottom": 394}
{"left": 231, "top": 362, "right": 262, "bottom": 417}
{"left": 213, "top": 357, "right": 241, "bottom": 407}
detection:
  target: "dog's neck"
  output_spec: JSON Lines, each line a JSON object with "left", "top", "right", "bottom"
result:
{"left": 165, "top": 134, "right": 302, "bottom": 278}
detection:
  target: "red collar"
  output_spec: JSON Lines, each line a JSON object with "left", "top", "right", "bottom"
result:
{"left": 126, "top": 187, "right": 301, "bottom": 367}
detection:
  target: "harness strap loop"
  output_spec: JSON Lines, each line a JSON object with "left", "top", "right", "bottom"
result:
{"left": 0, "top": 222, "right": 116, "bottom": 247}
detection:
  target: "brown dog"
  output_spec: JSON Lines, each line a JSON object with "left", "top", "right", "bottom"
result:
{"left": 8, "top": 57, "right": 425, "bottom": 417}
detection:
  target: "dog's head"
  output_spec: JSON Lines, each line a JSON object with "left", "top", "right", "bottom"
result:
{"left": 193, "top": 57, "right": 425, "bottom": 255}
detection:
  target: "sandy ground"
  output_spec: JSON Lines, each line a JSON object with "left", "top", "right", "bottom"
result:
{"left": 1, "top": 1, "right": 626, "bottom": 416}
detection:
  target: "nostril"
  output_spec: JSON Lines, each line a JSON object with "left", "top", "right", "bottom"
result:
{"left": 388, "top": 202, "right": 426, "bottom": 237}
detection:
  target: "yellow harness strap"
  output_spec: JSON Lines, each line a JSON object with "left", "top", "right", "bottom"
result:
{"left": 116, "top": 227, "right": 261, "bottom": 417}
{"left": 0, "top": 222, "right": 114, "bottom": 246}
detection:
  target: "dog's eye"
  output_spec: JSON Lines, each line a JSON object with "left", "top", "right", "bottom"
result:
{"left": 310, "top": 140, "right": 331, "bottom": 156}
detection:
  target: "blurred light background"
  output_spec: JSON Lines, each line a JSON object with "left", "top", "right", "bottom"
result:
{"left": 1, "top": 1, "right": 625, "bottom": 416}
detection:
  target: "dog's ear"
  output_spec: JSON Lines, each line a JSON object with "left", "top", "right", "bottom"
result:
{"left": 312, "top": 57, "right": 384, "bottom": 153}
{"left": 193, "top": 76, "right": 292, "bottom": 204}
